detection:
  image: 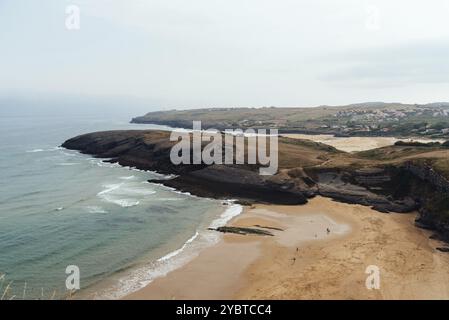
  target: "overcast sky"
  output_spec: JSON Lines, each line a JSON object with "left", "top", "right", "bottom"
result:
{"left": 2, "top": 0, "right": 449, "bottom": 109}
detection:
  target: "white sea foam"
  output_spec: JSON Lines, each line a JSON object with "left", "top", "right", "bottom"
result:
{"left": 157, "top": 232, "right": 199, "bottom": 262}
{"left": 97, "top": 183, "right": 155, "bottom": 207}
{"left": 154, "top": 197, "right": 182, "bottom": 201}
{"left": 86, "top": 206, "right": 108, "bottom": 214}
{"left": 27, "top": 146, "right": 64, "bottom": 153}
{"left": 148, "top": 182, "right": 206, "bottom": 200}
{"left": 97, "top": 183, "right": 123, "bottom": 196}
{"left": 111, "top": 199, "right": 140, "bottom": 207}
{"left": 67, "top": 149, "right": 175, "bottom": 180}
{"left": 61, "top": 151, "right": 78, "bottom": 157}
{"left": 124, "top": 187, "right": 156, "bottom": 196}
{"left": 96, "top": 230, "right": 220, "bottom": 299}
{"left": 95, "top": 161, "right": 121, "bottom": 168}
{"left": 119, "top": 165, "right": 177, "bottom": 180}
{"left": 57, "top": 162, "right": 80, "bottom": 166}
{"left": 100, "top": 195, "right": 140, "bottom": 208}
{"left": 95, "top": 200, "right": 242, "bottom": 299}
{"left": 119, "top": 175, "right": 135, "bottom": 180}
{"left": 48, "top": 146, "right": 64, "bottom": 151}
{"left": 209, "top": 201, "right": 243, "bottom": 229}
{"left": 61, "top": 148, "right": 243, "bottom": 298}
{"left": 98, "top": 198, "right": 139, "bottom": 208}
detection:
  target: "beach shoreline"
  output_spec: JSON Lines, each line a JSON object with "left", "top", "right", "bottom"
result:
{"left": 125, "top": 196, "right": 449, "bottom": 300}
{"left": 76, "top": 199, "right": 243, "bottom": 300}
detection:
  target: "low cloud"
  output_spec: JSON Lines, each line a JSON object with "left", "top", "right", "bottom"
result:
{"left": 319, "top": 41, "right": 449, "bottom": 87}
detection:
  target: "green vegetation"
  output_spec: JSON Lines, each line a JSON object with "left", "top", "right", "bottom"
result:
{"left": 394, "top": 141, "right": 441, "bottom": 147}
{"left": 132, "top": 102, "right": 449, "bottom": 139}
{"left": 355, "top": 145, "right": 438, "bottom": 161}
{"left": 279, "top": 137, "right": 341, "bottom": 153}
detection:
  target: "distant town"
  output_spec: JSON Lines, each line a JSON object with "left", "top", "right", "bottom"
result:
{"left": 132, "top": 102, "right": 449, "bottom": 139}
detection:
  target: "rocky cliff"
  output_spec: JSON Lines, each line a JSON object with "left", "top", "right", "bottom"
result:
{"left": 62, "top": 129, "right": 449, "bottom": 242}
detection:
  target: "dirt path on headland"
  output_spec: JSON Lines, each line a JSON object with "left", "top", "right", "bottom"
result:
{"left": 126, "top": 196, "right": 449, "bottom": 300}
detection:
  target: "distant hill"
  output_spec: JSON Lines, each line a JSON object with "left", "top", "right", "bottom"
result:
{"left": 131, "top": 102, "right": 449, "bottom": 139}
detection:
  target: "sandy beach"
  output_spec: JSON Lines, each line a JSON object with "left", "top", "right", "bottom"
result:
{"left": 125, "top": 196, "right": 449, "bottom": 300}
{"left": 281, "top": 134, "right": 444, "bottom": 152}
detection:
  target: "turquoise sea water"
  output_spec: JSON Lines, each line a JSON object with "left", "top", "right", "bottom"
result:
{"left": 0, "top": 114, "right": 236, "bottom": 299}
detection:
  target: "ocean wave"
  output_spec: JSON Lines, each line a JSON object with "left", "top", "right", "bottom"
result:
{"left": 66, "top": 149, "right": 175, "bottom": 180}
{"left": 101, "top": 183, "right": 156, "bottom": 196}
{"left": 57, "top": 162, "right": 80, "bottom": 166}
{"left": 85, "top": 206, "right": 108, "bottom": 214}
{"left": 157, "top": 232, "right": 199, "bottom": 262}
{"left": 128, "top": 188, "right": 156, "bottom": 196}
{"left": 119, "top": 175, "right": 135, "bottom": 180}
{"left": 94, "top": 200, "right": 242, "bottom": 299}
{"left": 95, "top": 230, "right": 220, "bottom": 299}
{"left": 153, "top": 198, "right": 182, "bottom": 201}
{"left": 94, "top": 160, "right": 121, "bottom": 168}
{"left": 98, "top": 196, "right": 140, "bottom": 208}
{"left": 97, "top": 183, "right": 124, "bottom": 196}
{"left": 97, "top": 183, "right": 155, "bottom": 207}
{"left": 108, "top": 198, "right": 140, "bottom": 207}
{"left": 26, "top": 146, "right": 64, "bottom": 153}
{"left": 48, "top": 146, "right": 64, "bottom": 151}
{"left": 209, "top": 201, "right": 243, "bottom": 229}
{"left": 148, "top": 183, "right": 207, "bottom": 200}
{"left": 118, "top": 165, "right": 177, "bottom": 180}
{"left": 61, "top": 151, "right": 78, "bottom": 157}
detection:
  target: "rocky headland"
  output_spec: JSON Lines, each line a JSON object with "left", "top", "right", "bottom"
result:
{"left": 62, "top": 129, "right": 449, "bottom": 243}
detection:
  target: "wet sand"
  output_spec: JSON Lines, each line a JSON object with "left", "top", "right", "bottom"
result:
{"left": 281, "top": 134, "right": 444, "bottom": 152}
{"left": 125, "top": 196, "right": 449, "bottom": 300}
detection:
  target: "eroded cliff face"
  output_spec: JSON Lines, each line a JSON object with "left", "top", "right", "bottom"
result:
{"left": 400, "top": 163, "right": 449, "bottom": 241}
{"left": 403, "top": 162, "right": 449, "bottom": 193}
{"left": 62, "top": 130, "right": 309, "bottom": 205}
{"left": 316, "top": 163, "right": 449, "bottom": 241}
{"left": 62, "top": 130, "right": 449, "bottom": 240}
{"left": 314, "top": 170, "right": 418, "bottom": 213}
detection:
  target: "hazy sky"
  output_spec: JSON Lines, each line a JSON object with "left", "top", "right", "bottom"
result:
{"left": 2, "top": 0, "right": 449, "bottom": 109}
